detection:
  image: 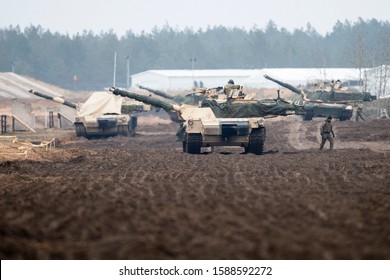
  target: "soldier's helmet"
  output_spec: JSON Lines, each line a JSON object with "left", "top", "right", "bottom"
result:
{"left": 327, "top": 116, "right": 332, "bottom": 120}
{"left": 228, "top": 79, "right": 234, "bottom": 84}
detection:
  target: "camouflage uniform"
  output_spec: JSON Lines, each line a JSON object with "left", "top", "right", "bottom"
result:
{"left": 320, "top": 119, "right": 335, "bottom": 150}
{"left": 355, "top": 104, "right": 365, "bottom": 121}
{"left": 223, "top": 83, "right": 241, "bottom": 98}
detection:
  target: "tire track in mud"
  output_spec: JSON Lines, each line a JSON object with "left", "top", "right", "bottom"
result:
{"left": 335, "top": 141, "right": 390, "bottom": 152}
{"left": 1, "top": 119, "right": 390, "bottom": 259}
{"left": 287, "top": 119, "right": 320, "bottom": 150}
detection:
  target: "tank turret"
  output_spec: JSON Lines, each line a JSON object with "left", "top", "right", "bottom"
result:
{"left": 29, "top": 89, "right": 78, "bottom": 109}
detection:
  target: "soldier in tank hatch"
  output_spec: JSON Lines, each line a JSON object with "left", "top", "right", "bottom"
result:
{"left": 223, "top": 79, "right": 243, "bottom": 99}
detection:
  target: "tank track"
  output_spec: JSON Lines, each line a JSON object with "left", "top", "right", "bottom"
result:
{"left": 185, "top": 133, "right": 202, "bottom": 154}
{"left": 248, "top": 127, "right": 266, "bottom": 155}
{"left": 117, "top": 125, "right": 129, "bottom": 136}
{"left": 75, "top": 123, "right": 87, "bottom": 137}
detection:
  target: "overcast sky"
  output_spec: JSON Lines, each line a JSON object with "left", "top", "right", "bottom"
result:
{"left": 0, "top": 0, "right": 389, "bottom": 36}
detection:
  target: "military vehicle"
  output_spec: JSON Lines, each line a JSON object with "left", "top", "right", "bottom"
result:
{"left": 29, "top": 89, "right": 134, "bottom": 138}
{"left": 264, "top": 75, "right": 376, "bottom": 103}
{"left": 264, "top": 74, "right": 355, "bottom": 121}
{"left": 305, "top": 79, "right": 376, "bottom": 102}
{"left": 300, "top": 102, "right": 353, "bottom": 121}
{"left": 109, "top": 87, "right": 305, "bottom": 154}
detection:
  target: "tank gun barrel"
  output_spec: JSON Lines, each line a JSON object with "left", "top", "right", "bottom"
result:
{"left": 137, "top": 85, "right": 175, "bottom": 101}
{"left": 263, "top": 74, "right": 302, "bottom": 95}
{"left": 29, "top": 89, "right": 77, "bottom": 109}
{"left": 109, "top": 87, "right": 180, "bottom": 113}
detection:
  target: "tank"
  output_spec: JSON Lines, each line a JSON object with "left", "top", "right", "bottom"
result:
{"left": 264, "top": 74, "right": 376, "bottom": 102}
{"left": 109, "top": 87, "right": 305, "bottom": 155}
{"left": 305, "top": 80, "right": 376, "bottom": 102}
{"left": 263, "top": 74, "right": 370, "bottom": 121}
{"left": 29, "top": 89, "right": 134, "bottom": 138}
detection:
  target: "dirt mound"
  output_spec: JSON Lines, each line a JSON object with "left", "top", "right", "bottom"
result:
{"left": 0, "top": 118, "right": 389, "bottom": 260}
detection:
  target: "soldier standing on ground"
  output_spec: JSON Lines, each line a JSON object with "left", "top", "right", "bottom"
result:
{"left": 355, "top": 103, "right": 365, "bottom": 121}
{"left": 320, "top": 116, "right": 335, "bottom": 150}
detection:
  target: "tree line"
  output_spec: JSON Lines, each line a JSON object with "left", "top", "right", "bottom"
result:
{"left": 0, "top": 18, "right": 389, "bottom": 91}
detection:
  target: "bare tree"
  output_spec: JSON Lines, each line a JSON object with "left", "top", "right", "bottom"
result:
{"left": 352, "top": 23, "right": 371, "bottom": 92}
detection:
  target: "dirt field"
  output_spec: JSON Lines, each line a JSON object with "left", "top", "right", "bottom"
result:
{"left": 1, "top": 114, "right": 390, "bottom": 260}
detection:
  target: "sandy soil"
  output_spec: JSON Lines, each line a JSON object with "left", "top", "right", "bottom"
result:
{"left": 0, "top": 115, "right": 390, "bottom": 260}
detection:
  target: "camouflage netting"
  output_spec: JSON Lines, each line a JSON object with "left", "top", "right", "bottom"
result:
{"left": 200, "top": 99, "right": 304, "bottom": 118}
{"left": 307, "top": 91, "right": 376, "bottom": 102}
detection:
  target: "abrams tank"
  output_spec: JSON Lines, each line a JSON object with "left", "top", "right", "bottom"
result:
{"left": 138, "top": 84, "right": 207, "bottom": 106}
{"left": 29, "top": 90, "right": 133, "bottom": 138}
{"left": 264, "top": 74, "right": 356, "bottom": 121}
{"left": 306, "top": 79, "right": 376, "bottom": 102}
{"left": 109, "top": 87, "right": 305, "bottom": 155}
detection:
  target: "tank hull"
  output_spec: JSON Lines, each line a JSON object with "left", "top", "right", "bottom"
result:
{"left": 303, "top": 103, "right": 353, "bottom": 121}
{"left": 183, "top": 117, "right": 266, "bottom": 154}
{"left": 74, "top": 115, "right": 131, "bottom": 138}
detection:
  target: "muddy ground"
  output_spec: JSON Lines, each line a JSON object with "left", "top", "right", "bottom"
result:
{"left": 0, "top": 115, "right": 390, "bottom": 260}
